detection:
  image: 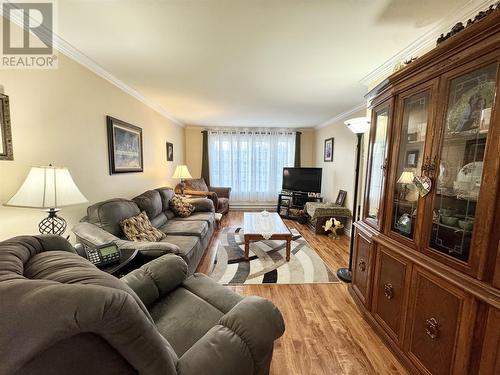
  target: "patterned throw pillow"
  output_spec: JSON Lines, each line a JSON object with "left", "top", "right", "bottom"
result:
{"left": 170, "top": 195, "right": 195, "bottom": 217}
{"left": 121, "top": 211, "right": 166, "bottom": 242}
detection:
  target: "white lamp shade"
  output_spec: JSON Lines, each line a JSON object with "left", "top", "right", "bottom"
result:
{"left": 397, "top": 170, "right": 415, "bottom": 184}
{"left": 345, "top": 117, "right": 371, "bottom": 134}
{"left": 172, "top": 165, "right": 192, "bottom": 179}
{"left": 5, "top": 166, "right": 88, "bottom": 208}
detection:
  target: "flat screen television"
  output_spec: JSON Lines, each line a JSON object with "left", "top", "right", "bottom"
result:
{"left": 282, "top": 167, "right": 322, "bottom": 193}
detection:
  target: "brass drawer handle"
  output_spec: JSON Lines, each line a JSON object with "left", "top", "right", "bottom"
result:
{"left": 425, "top": 318, "right": 439, "bottom": 339}
{"left": 358, "top": 259, "right": 366, "bottom": 272}
{"left": 383, "top": 283, "right": 394, "bottom": 300}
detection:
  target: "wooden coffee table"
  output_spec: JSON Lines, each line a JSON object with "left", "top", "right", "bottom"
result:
{"left": 243, "top": 212, "right": 292, "bottom": 261}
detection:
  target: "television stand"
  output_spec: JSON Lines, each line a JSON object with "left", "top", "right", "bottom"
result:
{"left": 277, "top": 191, "right": 323, "bottom": 220}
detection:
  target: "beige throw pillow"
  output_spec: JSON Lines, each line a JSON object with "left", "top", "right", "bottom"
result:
{"left": 170, "top": 195, "right": 195, "bottom": 217}
{"left": 121, "top": 211, "right": 166, "bottom": 242}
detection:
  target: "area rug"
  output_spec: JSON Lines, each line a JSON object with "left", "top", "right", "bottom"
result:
{"left": 209, "top": 227, "right": 339, "bottom": 285}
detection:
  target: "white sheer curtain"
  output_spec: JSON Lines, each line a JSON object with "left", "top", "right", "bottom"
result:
{"left": 208, "top": 129, "right": 296, "bottom": 201}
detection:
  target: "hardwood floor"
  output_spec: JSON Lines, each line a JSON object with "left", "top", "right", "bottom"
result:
{"left": 197, "top": 211, "right": 408, "bottom": 375}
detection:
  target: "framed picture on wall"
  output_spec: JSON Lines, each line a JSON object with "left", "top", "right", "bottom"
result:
{"left": 324, "top": 137, "right": 334, "bottom": 162}
{"left": 335, "top": 190, "right": 347, "bottom": 206}
{"left": 166, "top": 142, "right": 174, "bottom": 161}
{"left": 0, "top": 94, "right": 14, "bottom": 160}
{"left": 405, "top": 149, "right": 419, "bottom": 168}
{"left": 107, "top": 116, "right": 143, "bottom": 174}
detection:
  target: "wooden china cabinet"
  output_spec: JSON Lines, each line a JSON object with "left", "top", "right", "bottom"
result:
{"left": 349, "top": 7, "right": 500, "bottom": 375}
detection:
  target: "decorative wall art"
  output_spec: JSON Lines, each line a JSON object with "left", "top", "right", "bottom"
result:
{"left": 324, "top": 137, "right": 334, "bottom": 162}
{"left": 166, "top": 142, "right": 174, "bottom": 162}
{"left": 0, "top": 94, "right": 13, "bottom": 160}
{"left": 107, "top": 116, "right": 143, "bottom": 174}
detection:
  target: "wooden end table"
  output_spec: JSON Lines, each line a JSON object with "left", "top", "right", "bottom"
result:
{"left": 243, "top": 212, "right": 292, "bottom": 261}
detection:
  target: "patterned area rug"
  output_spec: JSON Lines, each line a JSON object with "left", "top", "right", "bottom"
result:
{"left": 209, "top": 227, "right": 339, "bottom": 285}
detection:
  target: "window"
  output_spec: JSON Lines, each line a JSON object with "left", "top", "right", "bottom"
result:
{"left": 209, "top": 130, "right": 296, "bottom": 201}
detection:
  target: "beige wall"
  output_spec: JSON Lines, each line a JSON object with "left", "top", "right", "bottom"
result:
{"left": 184, "top": 126, "right": 314, "bottom": 179}
{"left": 0, "top": 53, "right": 184, "bottom": 241}
{"left": 313, "top": 109, "right": 367, "bottom": 210}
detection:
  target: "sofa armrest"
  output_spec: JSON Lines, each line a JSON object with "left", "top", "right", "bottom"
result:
{"left": 121, "top": 254, "right": 188, "bottom": 306}
{"left": 72, "top": 222, "right": 121, "bottom": 247}
{"left": 117, "top": 240, "right": 182, "bottom": 261}
{"left": 209, "top": 186, "right": 231, "bottom": 199}
{"left": 183, "top": 190, "right": 218, "bottom": 209}
{"left": 185, "top": 197, "right": 215, "bottom": 213}
{"left": 219, "top": 296, "right": 285, "bottom": 360}
{"left": 178, "top": 296, "right": 284, "bottom": 375}
{"left": 177, "top": 325, "right": 254, "bottom": 375}
{"left": 73, "top": 223, "right": 182, "bottom": 260}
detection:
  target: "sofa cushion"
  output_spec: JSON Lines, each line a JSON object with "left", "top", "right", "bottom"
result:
{"left": 121, "top": 212, "right": 166, "bottom": 242}
{"left": 173, "top": 212, "right": 215, "bottom": 227}
{"left": 185, "top": 178, "right": 209, "bottom": 192}
{"left": 159, "top": 220, "right": 208, "bottom": 238}
{"left": 132, "top": 190, "right": 166, "bottom": 227}
{"left": 86, "top": 199, "right": 140, "bottom": 237}
{"left": 156, "top": 187, "right": 175, "bottom": 211}
{"left": 150, "top": 287, "right": 224, "bottom": 357}
{"left": 170, "top": 195, "right": 195, "bottom": 218}
{"left": 161, "top": 235, "right": 202, "bottom": 268}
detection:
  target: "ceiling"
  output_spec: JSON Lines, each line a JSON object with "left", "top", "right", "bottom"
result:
{"left": 57, "top": 0, "right": 471, "bottom": 127}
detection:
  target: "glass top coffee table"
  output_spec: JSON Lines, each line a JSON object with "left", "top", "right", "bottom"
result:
{"left": 243, "top": 212, "right": 292, "bottom": 261}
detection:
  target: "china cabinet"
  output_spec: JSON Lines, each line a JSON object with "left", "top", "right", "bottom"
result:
{"left": 350, "top": 7, "right": 500, "bottom": 375}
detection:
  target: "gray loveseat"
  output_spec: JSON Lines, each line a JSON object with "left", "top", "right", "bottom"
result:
{"left": 0, "top": 235, "right": 285, "bottom": 375}
{"left": 73, "top": 187, "right": 215, "bottom": 275}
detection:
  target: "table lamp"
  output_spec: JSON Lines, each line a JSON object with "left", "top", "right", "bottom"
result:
{"left": 172, "top": 165, "right": 192, "bottom": 195}
{"left": 397, "top": 170, "right": 418, "bottom": 202}
{"left": 4, "top": 165, "right": 88, "bottom": 235}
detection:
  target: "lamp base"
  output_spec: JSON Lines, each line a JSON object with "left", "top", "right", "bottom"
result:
{"left": 336, "top": 267, "right": 352, "bottom": 283}
{"left": 38, "top": 208, "right": 67, "bottom": 235}
{"left": 180, "top": 179, "right": 186, "bottom": 196}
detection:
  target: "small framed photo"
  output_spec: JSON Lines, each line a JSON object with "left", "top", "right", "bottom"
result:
{"left": 107, "top": 116, "right": 143, "bottom": 174}
{"left": 335, "top": 190, "right": 347, "bottom": 206}
{"left": 324, "top": 137, "right": 334, "bottom": 162}
{"left": 166, "top": 142, "right": 174, "bottom": 161}
{"left": 405, "top": 150, "right": 419, "bottom": 168}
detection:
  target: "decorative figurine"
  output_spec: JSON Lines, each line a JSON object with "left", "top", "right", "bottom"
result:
{"left": 323, "top": 217, "right": 344, "bottom": 239}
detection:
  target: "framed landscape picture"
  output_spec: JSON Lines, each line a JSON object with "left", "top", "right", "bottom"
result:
{"left": 324, "top": 137, "right": 334, "bottom": 162}
{"left": 107, "top": 116, "right": 143, "bottom": 174}
{"left": 166, "top": 142, "right": 173, "bottom": 161}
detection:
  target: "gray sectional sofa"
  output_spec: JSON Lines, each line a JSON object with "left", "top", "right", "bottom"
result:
{"left": 0, "top": 235, "right": 285, "bottom": 375}
{"left": 73, "top": 187, "right": 215, "bottom": 275}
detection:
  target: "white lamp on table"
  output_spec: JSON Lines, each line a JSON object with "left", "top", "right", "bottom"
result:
{"left": 4, "top": 164, "right": 88, "bottom": 235}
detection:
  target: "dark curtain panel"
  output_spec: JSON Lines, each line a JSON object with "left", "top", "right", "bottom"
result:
{"left": 201, "top": 130, "right": 210, "bottom": 186}
{"left": 294, "top": 131, "right": 302, "bottom": 167}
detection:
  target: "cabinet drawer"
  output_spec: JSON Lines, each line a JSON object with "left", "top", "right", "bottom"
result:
{"left": 406, "top": 267, "right": 476, "bottom": 375}
{"left": 372, "top": 246, "right": 411, "bottom": 345}
{"left": 352, "top": 230, "right": 373, "bottom": 307}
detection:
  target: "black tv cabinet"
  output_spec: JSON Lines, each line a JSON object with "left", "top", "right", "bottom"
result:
{"left": 277, "top": 192, "right": 323, "bottom": 220}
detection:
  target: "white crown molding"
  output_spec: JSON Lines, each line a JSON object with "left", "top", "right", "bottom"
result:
{"left": 359, "top": 0, "right": 497, "bottom": 86}
{"left": 315, "top": 102, "right": 367, "bottom": 129}
{"left": 1, "top": 6, "right": 185, "bottom": 128}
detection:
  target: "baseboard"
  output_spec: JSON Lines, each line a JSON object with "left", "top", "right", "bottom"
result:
{"left": 230, "top": 202, "right": 276, "bottom": 211}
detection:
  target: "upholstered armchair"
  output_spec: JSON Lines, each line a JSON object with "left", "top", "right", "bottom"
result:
{"left": 175, "top": 178, "right": 231, "bottom": 215}
{"left": 0, "top": 235, "right": 285, "bottom": 375}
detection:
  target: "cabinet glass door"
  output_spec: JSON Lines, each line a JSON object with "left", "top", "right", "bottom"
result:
{"left": 365, "top": 105, "right": 390, "bottom": 228}
{"left": 428, "top": 63, "right": 497, "bottom": 263}
{"left": 391, "top": 90, "right": 430, "bottom": 239}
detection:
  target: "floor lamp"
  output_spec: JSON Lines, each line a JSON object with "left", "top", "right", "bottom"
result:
{"left": 337, "top": 117, "right": 370, "bottom": 283}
